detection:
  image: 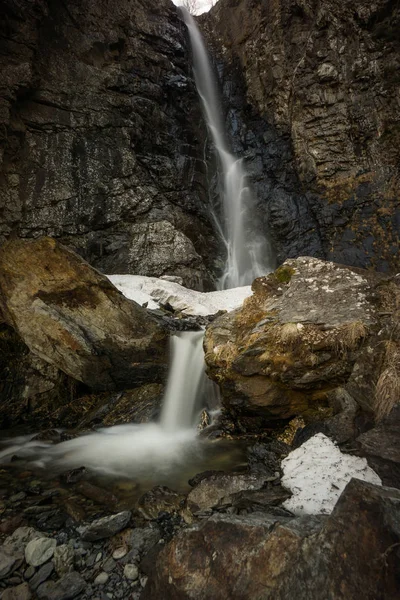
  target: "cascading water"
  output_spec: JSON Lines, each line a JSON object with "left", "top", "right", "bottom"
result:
{"left": 0, "top": 332, "right": 219, "bottom": 483}
{"left": 180, "top": 8, "right": 274, "bottom": 288}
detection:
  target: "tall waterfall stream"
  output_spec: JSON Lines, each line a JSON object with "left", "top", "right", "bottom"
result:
{"left": 0, "top": 11, "right": 273, "bottom": 501}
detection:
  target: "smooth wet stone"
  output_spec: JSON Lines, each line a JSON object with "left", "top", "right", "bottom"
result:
{"left": 0, "top": 547, "right": 20, "bottom": 580}
{"left": 123, "top": 564, "right": 139, "bottom": 581}
{"left": 4, "top": 528, "right": 43, "bottom": 554}
{"left": 30, "top": 562, "right": 54, "bottom": 591}
{"left": 25, "top": 538, "right": 56, "bottom": 567}
{"left": 1, "top": 582, "right": 32, "bottom": 600}
{"left": 78, "top": 512, "right": 131, "bottom": 542}
{"left": 24, "top": 566, "right": 35, "bottom": 580}
{"left": 37, "top": 571, "right": 86, "bottom": 600}
{"left": 112, "top": 547, "right": 127, "bottom": 560}
{"left": 102, "top": 558, "right": 116, "bottom": 573}
{"left": 94, "top": 572, "right": 109, "bottom": 586}
{"left": 53, "top": 545, "right": 74, "bottom": 577}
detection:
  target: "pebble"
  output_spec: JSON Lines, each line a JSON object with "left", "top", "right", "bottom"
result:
{"left": 0, "top": 547, "right": 19, "bottom": 579}
{"left": 4, "top": 527, "right": 43, "bottom": 554}
{"left": 102, "top": 558, "right": 115, "bottom": 573}
{"left": 123, "top": 564, "right": 139, "bottom": 581}
{"left": 30, "top": 562, "right": 54, "bottom": 591}
{"left": 78, "top": 512, "right": 131, "bottom": 542}
{"left": 25, "top": 538, "right": 56, "bottom": 567}
{"left": 95, "top": 553, "right": 102, "bottom": 563}
{"left": 24, "top": 566, "right": 35, "bottom": 580}
{"left": 94, "top": 572, "right": 109, "bottom": 586}
{"left": 53, "top": 545, "right": 75, "bottom": 577}
{"left": 1, "top": 582, "right": 32, "bottom": 600}
{"left": 112, "top": 547, "right": 127, "bottom": 560}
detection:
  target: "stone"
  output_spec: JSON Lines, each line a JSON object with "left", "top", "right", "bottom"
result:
{"left": 112, "top": 547, "right": 127, "bottom": 560}
{"left": 204, "top": 257, "right": 398, "bottom": 428}
{"left": 25, "top": 538, "right": 56, "bottom": 567}
{"left": 78, "top": 511, "right": 131, "bottom": 542}
{"left": 53, "top": 545, "right": 75, "bottom": 577}
{"left": 137, "top": 487, "right": 184, "bottom": 520}
{"left": 24, "top": 566, "right": 35, "bottom": 580}
{"left": 186, "top": 472, "right": 267, "bottom": 514}
{"left": 29, "top": 562, "right": 54, "bottom": 591}
{"left": 0, "top": 547, "right": 20, "bottom": 580}
{"left": 94, "top": 572, "right": 109, "bottom": 586}
{"left": 37, "top": 571, "right": 86, "bottom": 600}
{"left": 0, "top": 238, "right": 168, "bottom": 392}
{"left": 130, "top": 528, "right": 161, "bottom": 557}
{"left": 357, "top": 405, "right": 400, "bottom": 488}
{"left": 123, "top": 564, "right": 139, "bottom": 581}
{"left": 143, "top": 479, "right": 400, "bottom": 599}
{"left": 4, "top": 527, "right": 43, "bottom": 554}
{"left": 1, "top": 583, "right": 32, "bottom": 600}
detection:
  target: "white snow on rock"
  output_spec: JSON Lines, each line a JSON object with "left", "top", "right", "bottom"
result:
{"left": 281, "top": 433, "right": 382, "bottom": 516}
{"left": 106, "top": 275, "right": 252, "bottom": 316}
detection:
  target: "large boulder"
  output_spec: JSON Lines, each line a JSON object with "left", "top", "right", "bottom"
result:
{"left": 143, "top": 479, "right": 400, "bottom": 599}
{"left": 204, "top": 257, "right": 399, "bottom": 428}
{"left": 0, "top": 237, "right": 168, "bottom": 391}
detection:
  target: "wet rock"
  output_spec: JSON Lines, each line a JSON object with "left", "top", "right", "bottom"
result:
{"left": 129, "top": 528, "right": 161, "bottom": 557}
{"left": 94, "top": 572, "right": 109, "bottom": 586}
{"left": 137, "top": 487, "right": 184, "bottom": 520}
{"left": 25, "top": 538, "right": 56, "bottom": 567}
{"left": 1, "top": 582, "right": 32, "bottom": 600}
{"left": 78, "top": 511, "right": 131, "bottom": 542}
{"left": 123, "top": 564, "right": 139, "bottom": 581}
{"left": 0, "top": 238, "right": 169, "bottom": 393}
{"left": 144, "top": 479, "right": 400, "bottom": 599}
{"left": 4, "top": 527, "right": 43, "bottom": 554}
{"left": 37, "top": 571, "right": 86, "bottom": 600}
{"left": 23, "top": 566, "right": 35, "bottom": 580}
{"left": 53, "top": 545, "right": 75, "bottom": 577}
{"left": 0, "top": 515, "right": 25, "bottom": 536}
{"left": 186, "top": 473, "right": 266, "bottom": 514}
{"left": 0, "top": 547, "right": 20, "bottom": 580}
{"left": 205, "top": 257, "right": 397, "bottom": 428}
{"left": 247, "top": 440, "right": 289, "bottom": 477}
{"left": 60, "top": 468, "right": 87, "bottom": 485}
{"left": 29, "top": 562, "right": 54, "bottom": 591}
{"left": 75, "top": 483, "right": 117, "bottom": 509}
{"left": 357, "top": 405, "right": 400, "bottom": 488}
{"left": 112, "top": 547, "right": 127, "bottom": 560}
{"left": 224, "top": 485, "right": 292, "bottom": 513}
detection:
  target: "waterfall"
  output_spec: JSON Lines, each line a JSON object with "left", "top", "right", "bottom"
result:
{"left": 180, "top": 8, "right": 274, "bottom": 288}
{"left": 161, "top": 330, "right": 207, "bottom": 431}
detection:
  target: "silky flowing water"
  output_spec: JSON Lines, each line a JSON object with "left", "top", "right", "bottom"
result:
{"left": 0, "top": 12, "right": 275, "bottom": 502}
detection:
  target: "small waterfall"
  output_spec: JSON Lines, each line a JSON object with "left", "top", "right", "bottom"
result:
{"left": 180, "top": 8, "right": 274, "bottom": 288}
{"left": 161, "top": 330, "right": 207, "bottom": 431}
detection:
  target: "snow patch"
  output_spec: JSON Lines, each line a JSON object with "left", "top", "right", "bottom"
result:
{"left": 106, "top": 275, "right": 252, "bottom": 316}
{"left": 281, "top": 433, "right": 381, "bottom": 515}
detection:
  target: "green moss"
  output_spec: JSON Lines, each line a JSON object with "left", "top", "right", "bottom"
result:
{"left": 274, "top": 265, "right": 295, "bottom": 284}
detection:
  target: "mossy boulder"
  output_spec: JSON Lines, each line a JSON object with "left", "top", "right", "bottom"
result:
{"left": 0, "top": 237, "right": 169, "bottom": 392}
{"left": 205, "top": 257, "right": 400, "bottom": 431}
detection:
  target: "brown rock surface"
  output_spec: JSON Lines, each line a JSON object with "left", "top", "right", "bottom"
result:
{"left": 143, "top": 479, "right": 400, "bottom": 600}
{"left": 204, "top": 257, "right": 399, "bottom": 428}
{"left": 0, "top": 237, "right": 168, "bottom": 391}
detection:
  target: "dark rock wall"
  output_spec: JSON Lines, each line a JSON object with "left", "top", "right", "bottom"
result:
{"left": 203, "top": 0, "right": 400, "bottom": 272}
{"left": 0, "top": 0, "right": 219, "bottom": 290}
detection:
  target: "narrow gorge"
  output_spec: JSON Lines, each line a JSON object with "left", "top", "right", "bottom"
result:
{"left": 0, "top": 1, "right": 399, "bottom": 599}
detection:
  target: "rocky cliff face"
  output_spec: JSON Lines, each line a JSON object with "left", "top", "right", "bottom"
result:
{"left": 0, "top": 0, "right": 220, "bottom": 290}
{"left": 203, "top": 0, "right": 400, "bottom": 272}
